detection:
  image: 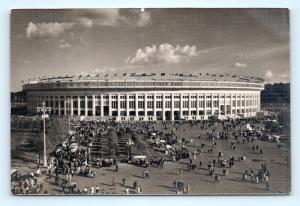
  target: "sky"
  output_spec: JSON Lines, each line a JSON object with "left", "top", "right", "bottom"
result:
{"left": 11, "top": 8, "right": 290, "bottom": 92}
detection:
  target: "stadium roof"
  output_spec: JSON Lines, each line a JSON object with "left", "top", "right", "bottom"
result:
{"left": 23, "top": 72, "right": 265, "bottom": 84}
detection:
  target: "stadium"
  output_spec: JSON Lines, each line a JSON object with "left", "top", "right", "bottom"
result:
{"left": 23, "top": 72, "right": 264, "bottom": 121}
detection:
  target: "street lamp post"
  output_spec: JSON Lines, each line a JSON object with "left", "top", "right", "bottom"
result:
{"left": 37, "top": 101, "right": 51, "bottom": 167}
{"left": 127, "top": 139, "right": 133, "bottom": 160}
{"left": 66, "top": 98, "right": 71, "bottom": 133}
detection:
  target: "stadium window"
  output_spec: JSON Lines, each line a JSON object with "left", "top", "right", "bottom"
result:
{"left": 138, "top": 101, "right": 144, "bottom": 109}
{"left": 129, "top": 101, "right": 135, "bottom": 109}
{"left": 88, "top": 101, "right": 93, "bottom": 108}
{"left": 156, "top": 101, "right": 162, "bottom": 108}
{"left": 183, "top": 101, "right": 189, "bottom": 108}
{"left": 147, "top": 101, "right": 154, "bottom": 108}
{"left": 183, "top": 111, "right": 189, "bottom": 116}
{"left": 213, "top": 100, "right": 219, "bottom": 107}
{"left": 61, "top": 101, "right": 65, "bottom": 108}
{"left": 206, "top": 101, "right": 212, "bottom": 107}
{"left": 111, "top": 101, "right": 118, "bottom": 109}
{"left": 120, "top": 101, "right": 126, "bottom": 109}
{"left": 199, "top": 100, "right": 205, "bottom": 108}
{"left": 191, "top": 101, "right": 197, "bottom": 108}
{"left": 174, "top": 101, "right": 180, "bottom": 108}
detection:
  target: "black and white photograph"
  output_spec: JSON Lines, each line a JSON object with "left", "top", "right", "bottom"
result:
{"left": 10, "top": 8, "right": 290, "bottom": 195}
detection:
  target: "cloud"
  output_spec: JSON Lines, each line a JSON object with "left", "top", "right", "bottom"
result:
{"left": 26, "top": 22, "right": 75, "bottom": 39}
{"left": 265, "top": 70, "right": 273, "bottom": 80}
{"left": 264, "top": 69, "right": 290, "bottom": 83}
{"left": 281, "top": 70, "right": 290, "bottom": 78}
{"left": 59, "top": 42, "right": 72, "bottom": 49}
{"left": 78, "top": 9, "right": 151, "bottom": 27}
{"left": 77, "top": 17, "right": 93, "bottom": 28}
{"left": 136, "top": 11, "right": 151, "bottom": 26}
{"left": 234, "top": 62, "right": 247, "bottom": 68}
{"left": 25, "top": 19, "right": 94, "bottom": 50}
{"left": 126, "top": 43, "right": 199, "bottom": 65}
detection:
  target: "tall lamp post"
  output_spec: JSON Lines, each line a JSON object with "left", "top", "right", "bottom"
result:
{"left": 127, "top": 139, "right": 133, "bottom": 160}
{"left": 66, "top": 97, "right": 71, "bottom": 133}
{"left": 37, "top": 101, "right": 51, "bottom": 167}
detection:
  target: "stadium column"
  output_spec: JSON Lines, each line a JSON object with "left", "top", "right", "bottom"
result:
{"left": 204, "top": 93, "right": 206, "bottom": 117}
{"left": 117, "top": 93, "right": 120, "bottom": 118}
{"left": 64, "top": 96, "right": 67, "bottom": 116}
{"left": 162, "top": 93, "right": 166, "bottom": 121}
{"left": 126, "top": 93, "right": 129, "bottom": 117}
{"left": 218, "top": 94, "right": 221, "bottom": 115}
{"left": 180, "top": 93, "right": 183, "bottom": 119}
{"left": 253, "top": 94, "right": 255, "bottom": 113}
{"left": 85, "top": 96, "right": 88, "bottom": 116}
{"left": 154, "top": 94, "right": 157, "bottom": 120}
{"left": 211, "top": 93, "right": 213, "bottom": 116}
{"left": 171, "top": 93, "right": 174, "bottom": 121}
{"left": 108, "top": 94, "right": 112, "bottom": 117}
{"left": 135, "top": 93, "right": 138, "bottom": 119}
{"left": 144, "top": 93, "right": 147, "bottom": 118}
{"left": 92, "top": 95, "right": 96, "bottom": 116}
{"left": 188, "top": 93, "right": 191, "bottom": 119}
{"left": 58, "top": 96, "right": 61, "bottom": 115}
{"left": 196, "top": 93, "right": 199, "bottom": 119}
{"left": 244, "top": 93, "right": 246, "bottom": 115}
{"left": 100, "top": 94, "right": 104, "bottom": 117}
{"left": 258, "top": 93, "right": 261, "bottom": 111}
{"left": 252, "top": 93, "right": 255, "bottom": 114}
{"left": 229, "top": 92, "right": 232, "bottom": 114}
{"left": 70, "top": 97, "right": 74, "bottom": 116}
{"left": 258, "top": 93, "right": 260, "bottom": 112}
{"left": 77, "top": 96, "right": 80, "bottom": 116}
{"left": 235, "top": 93, "right": 238, "bottom": 114}
{"left": 224, "top": 94, "right": 227, "bottom": 115}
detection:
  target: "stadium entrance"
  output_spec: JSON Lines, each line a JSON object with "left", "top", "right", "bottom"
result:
{"left": 174, "top": 111, "right": 180, "bottom": 120}
{"left": 103, "top": 106, "right": 109, "bottom": 116}
{"left": 165, "top": 111, "right": 171, "bottom": 121}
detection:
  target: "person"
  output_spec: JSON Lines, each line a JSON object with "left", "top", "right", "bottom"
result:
{"left": 122, "top": 178, "right": 126, "bottom": 186}
{"left": 126, "top": 187, "right": 130, "bottom": 195}
{"left": 266, "top": 182, "right": 270, "bottom": 190}
{"left": 95, "top": 185, "right": 100, "bottom": 193}
{"left": 186, "top": 184, "right": 190, "bottom": 194}
{"left": 137, "top": 185, "right": 142, "bottom": 194}
{"left": 173, "top": 180, "right": 177, "bottom": 190}
{"left": 214, "top": 175, "right": 220, "bottom": 182}
{"left": 36, "top": 167, "right": 41, "bottom": 176}
{"left": 179, "top": 168, "right": 182, "bottom": 175}
{"left": 133, "top": 180, "right": 137, "bottom": 189}
{"left": 255, "top": 176, "right": 259, "bottom": 183}
{"left": 112, "top": 177, "right": 115, "bottom": 187}
{"left": 144, "top": 170, "right": 150, "bottom": 179}
{"left": 115, "top": 163, "right": 119, "bottom": 172}
{"left": 90, "top": 186, "right": 95, "bottom": 195}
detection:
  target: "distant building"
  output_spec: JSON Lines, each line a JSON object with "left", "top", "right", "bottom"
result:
{"left": 261, "top": 83, "right": 290, "bottom": 104}
{"left": 22, "top": 73, "right": 264, "bottom": 121}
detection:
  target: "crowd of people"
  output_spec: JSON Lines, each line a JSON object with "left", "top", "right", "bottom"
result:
{"left": 11, "top": 167, "right": 43, "bottom": 195}
{"left": 11, "top": 114, "right": 285, "bottom": 195}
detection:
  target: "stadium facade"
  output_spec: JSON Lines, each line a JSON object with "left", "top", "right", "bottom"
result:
{"left": 23, "top": 73, "right": 264, "bottom": 121}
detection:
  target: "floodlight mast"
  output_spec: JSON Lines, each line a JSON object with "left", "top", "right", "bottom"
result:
{"left": 37, "top": 101, "right": 51, "bottom": 167}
